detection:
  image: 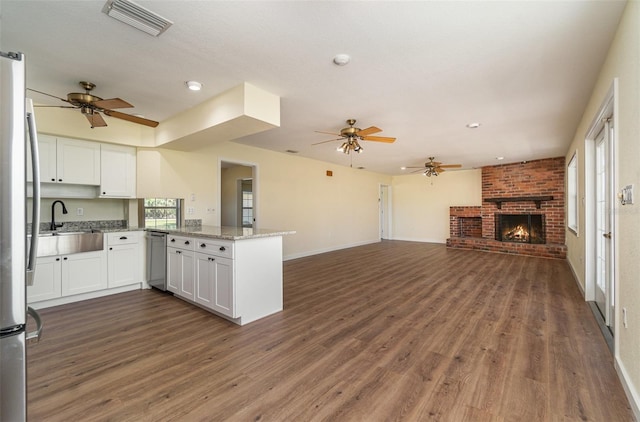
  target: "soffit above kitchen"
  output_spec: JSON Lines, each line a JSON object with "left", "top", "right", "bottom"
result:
{"left": 0, "top": 0, "right": 627, "bottom": 174}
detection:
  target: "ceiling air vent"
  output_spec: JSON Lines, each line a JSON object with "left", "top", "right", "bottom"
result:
{"left": 102, "top": 0, "right": 173, "bottom": 37}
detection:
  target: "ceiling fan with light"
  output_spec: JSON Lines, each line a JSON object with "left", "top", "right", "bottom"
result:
{"left": 313, "top": 119, "right": 396, "bottom": 154}
{"left": 404, "top": 157, "right": 462, "bottom": 177}
{"left": 28, "top": 81, "right": 159, "bottom": 128}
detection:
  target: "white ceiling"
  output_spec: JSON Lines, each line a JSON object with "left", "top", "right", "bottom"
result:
{"left": 0, "top": 0, "right": 626, "bottom": 174}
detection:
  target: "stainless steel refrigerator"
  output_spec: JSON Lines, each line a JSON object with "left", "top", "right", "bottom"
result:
{"left": 1, "top": 50, "right": 43, "bottom": 421}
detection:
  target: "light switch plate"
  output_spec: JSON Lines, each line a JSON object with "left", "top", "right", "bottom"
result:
{"left": 621, "top": 185, "right": 634, "bottom": 205}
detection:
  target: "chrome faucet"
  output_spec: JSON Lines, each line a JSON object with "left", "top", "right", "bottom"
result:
{"left": 50, "top": 200, "right": 68, "bottom": 231}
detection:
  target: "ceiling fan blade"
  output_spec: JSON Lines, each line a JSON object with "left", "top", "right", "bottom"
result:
{"left": 33, "top": 105, "right": 77, "bottom": 108}
{"left": 92, "top": 98, "right": 133, "bottom": 109}
{"left": 361, "top": 135, "right": 396, "bottom": 143}
{"left": 27, "top": 88, "right": 72, "bottom": 103}
{"left": 356, "top": 126, "right": 382, "bottom": 137}
{"left": 439, "top": 164, "right": 462, "bottom": 168}
{"left": 312, "top": 137, "right": 343, "bottom": 146}
{"left": 85, "top": 112, "right": 107, "bottom": 128}
{"left": 102, "top": 109, "right": 159, "bottom": 127}
{"left": 314, "top": 130, "right": 341, "bottom": 136}
{"left": 404, "top": 166, "right": 426, "bottom": 169}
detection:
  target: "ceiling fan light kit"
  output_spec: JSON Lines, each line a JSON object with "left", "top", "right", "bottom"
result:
{"left": 314, "top": 118, "right": 395, "bottom": 155}
{"left": 404, "top": 157, "right": 462, "bottom": 177}
{"left": 102, "top": 0, "right": 173, "bottom": 37}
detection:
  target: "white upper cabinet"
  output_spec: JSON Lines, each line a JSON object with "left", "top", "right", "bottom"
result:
{"left": 100, "top": 144, "right": 136, "bottom": 198}
{"left": 29, "top": 134, "right": 101, "bottom": 185}
{"left": 56, "top": 137, "right": 101, "bottom": 185}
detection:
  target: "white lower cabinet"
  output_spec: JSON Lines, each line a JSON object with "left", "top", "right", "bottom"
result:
{"left": 167, "top": 246, "right": 195, "bottom": 301}
{"left": 167, "top": 235, "right": 283, "bottom": 325}
{"left": 28, "top": 250, "right": 107, "bottom": 302}
{"left": 194, "top": 252, "right": 235, "bottom": 317}
{"left": 28, "top": 231, "right": 146, "bottom": 308}
{"left": 27, "top": 256, "right": 62, "bottom": 302}
{"left": 107, "top": 231, "right": 142, "bottom": 288}
{"left": 61, "top": 250, "right": 108, "bottom": 296}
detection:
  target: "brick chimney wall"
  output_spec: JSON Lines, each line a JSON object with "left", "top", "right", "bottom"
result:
{"left": 482, "top": 157, "right": 565, "bottom": 244}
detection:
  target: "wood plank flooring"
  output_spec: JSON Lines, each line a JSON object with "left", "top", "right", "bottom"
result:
{"left": 26, "top": 241, "right": 634, "bottom": 421}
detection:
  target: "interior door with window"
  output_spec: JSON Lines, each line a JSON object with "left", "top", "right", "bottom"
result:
{"left": 594, "top": 124, "right": 614, "bottom": 328}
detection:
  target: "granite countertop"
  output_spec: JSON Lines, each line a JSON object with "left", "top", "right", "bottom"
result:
{"left": 36, "top": 225, "right": 294, "bottom": 240}
{"left": 160, "top": 225, "right": 296, "bottom": 240}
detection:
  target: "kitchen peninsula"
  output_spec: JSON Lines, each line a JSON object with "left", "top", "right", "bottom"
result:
{"left": 163, "top": 226, "right": 295, "bottom": 326}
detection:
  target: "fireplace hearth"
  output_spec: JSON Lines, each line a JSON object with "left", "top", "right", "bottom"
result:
{"left": 495, "top": 214, "right": 545, "bottom": 244}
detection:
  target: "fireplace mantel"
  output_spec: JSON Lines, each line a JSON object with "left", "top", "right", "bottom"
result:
{"left": 484, "top": 195, "right": 554, "bottom": 209}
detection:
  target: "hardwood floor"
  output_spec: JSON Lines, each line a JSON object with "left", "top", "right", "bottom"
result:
{"left": 27, "top": 241, "right": 634, "bottom": 421}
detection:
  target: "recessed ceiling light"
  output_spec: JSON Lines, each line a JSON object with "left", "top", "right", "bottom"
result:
{"left": 333, "top": 54, "right": 350, "bottom": 66}
{"left": 466, "top": 122, "right": 481, "bottom": 129}
{"left": 186, "top": 81, "right": 202, "bottom": 91}
{"left": 496, "top": 156, "right": 504, "bottom": 160}
{"left": 400, "top": 166, "right": 407, "bottom": 170}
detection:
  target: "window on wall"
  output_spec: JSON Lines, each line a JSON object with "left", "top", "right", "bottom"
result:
{"left": 567, "top": 153, "right": 578, "bottom": 234}
{"left": 143, "top": 198, "right": 182, "bottom": 229}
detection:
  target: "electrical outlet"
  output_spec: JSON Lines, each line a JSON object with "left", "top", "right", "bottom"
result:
{"left": 206, "top": 207, "right": 215, "bottom": 213}
{"left": 76, "top": 208, "right": 84, "bottom": 216}
{"left": 190, "top": 193, "right": 196, "bottom": 201}
{"left": 622, "top": 307, "right": 628, "bottom": 328}
{"left": 187, "top": 207, "right": 195, "bottom": 214}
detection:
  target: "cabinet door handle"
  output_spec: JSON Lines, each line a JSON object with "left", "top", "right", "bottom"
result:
{"left": 51, "top": 178, "right": 55, "bottom": 182}
{"left": 63, "top": 257, "right": 68, "bottom": 260}
{"left": 208, "top": 257, "right": 215, "bottom": 261}
{"left": 219, "top": 246, "right": 226, "bottom": 251}
{"left": 184, "top": 241, "right": 190, "bottom": 245}
{"left": 109, "top": 247, "right": 113, "bottom": 250}
{"left": 170, "top": 239, "right": 176, "bottom": 242}
{"left": 200, "top": 243, "right": 206, "bottom": 248}
{"left": 58, "top": 179, "right": 62, "bottom": 182}
{"left": 103, "top": 192, "right": 106, "bottom": 195}
{"left": 176, "top": 250, "right": 182, "bottom": 254}
{"left": 119, "top": 236, "right": 127, "bottom": 240}
{"left": 56, "top": 258, "right": 60, "bottom": 261}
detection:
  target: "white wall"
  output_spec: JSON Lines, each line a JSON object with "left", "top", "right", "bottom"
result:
{"left": 28, "top": 198, "right": 127, "bottom": 226}
{"left": 391, "top": 169, "right": 482, "bottom": 243}
{"left": 137, "top": 141, "right": 392, "bottom": 260}
{"left": 565, "top": 1, "right": 640, "bottom": 416}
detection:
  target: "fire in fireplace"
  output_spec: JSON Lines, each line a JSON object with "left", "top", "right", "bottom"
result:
{"left": 495, "top": 214, "right": 545, "bottom": 244}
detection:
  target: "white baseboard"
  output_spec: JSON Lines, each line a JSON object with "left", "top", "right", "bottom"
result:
{"left": 615, "top": 357, "right": 640, "bottom": 421}
{"left": 29, "top": 283, "right": 143, "bottom": 309}
{"left": 284, "top": 239, "right": 380, "bottom": 261}
{"left": 391, "top": 236, "right": 445, "bottom": 244}
{"left": 567, "top": 258, "right": 585, "bottom": 297}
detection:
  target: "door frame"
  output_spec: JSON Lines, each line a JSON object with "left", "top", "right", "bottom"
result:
{"left": 584, "top": 79, "right": 618, "bottom": 337}
{"left": 218, "top": 158, "right": 258, "bottom": 227}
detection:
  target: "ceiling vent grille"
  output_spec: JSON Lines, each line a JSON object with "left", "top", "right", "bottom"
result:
{"left": 102, "top": 0, "right": 173, "bottom": 37}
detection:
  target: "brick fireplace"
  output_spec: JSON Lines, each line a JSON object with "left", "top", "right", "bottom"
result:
{"left": 447, "top": 157, "right": 567, "bottom": 259}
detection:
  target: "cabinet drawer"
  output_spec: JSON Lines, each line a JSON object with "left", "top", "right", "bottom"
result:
{"left": 195, "top": 238, "right": 234, "bottom": 259}
{"left": 107, "top": 231, "right": 139, "bottom": 246}
{"left": 167, "top": 235, "right": 194, "bottom": 251}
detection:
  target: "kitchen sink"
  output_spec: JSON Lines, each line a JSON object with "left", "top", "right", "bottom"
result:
{"left": 29, "top": 230, "right": 104, "bottom": 257}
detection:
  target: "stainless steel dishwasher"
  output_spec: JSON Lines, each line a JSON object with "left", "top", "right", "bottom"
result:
{"left": 146, "top": 230, "right": 168, "bottom": 291}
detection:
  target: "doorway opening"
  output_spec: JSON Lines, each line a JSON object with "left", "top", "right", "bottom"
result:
{"left": 220, "top": 160, "right": 257, "bottom": 228}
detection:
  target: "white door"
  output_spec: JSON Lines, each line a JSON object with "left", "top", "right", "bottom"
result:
{"left": 380, "top": 185, "right": 390, "bottom": 240}
{"left": 594, "top": 123, "right": 614, "bottom": 327}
